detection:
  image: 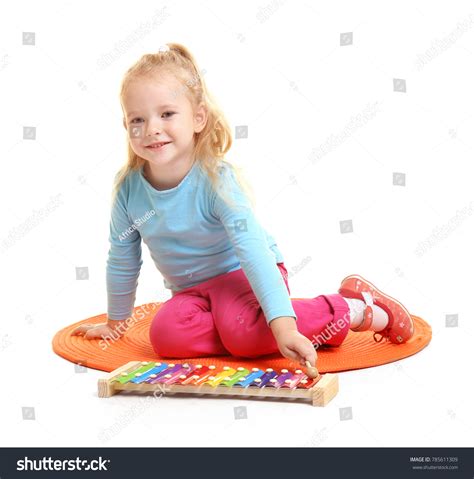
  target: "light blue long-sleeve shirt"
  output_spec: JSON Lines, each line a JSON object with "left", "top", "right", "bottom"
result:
{"left": 106, "top": 159, "right": 297, "bottom": 325}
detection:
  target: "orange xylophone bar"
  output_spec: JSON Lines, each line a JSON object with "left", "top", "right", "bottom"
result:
{"left": 98, "top": 361, "right": 339, "bottom": 406}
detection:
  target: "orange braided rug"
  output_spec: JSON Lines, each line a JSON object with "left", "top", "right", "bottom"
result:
{"left": 52, "top": 302, "right": 431, "bottom": 373}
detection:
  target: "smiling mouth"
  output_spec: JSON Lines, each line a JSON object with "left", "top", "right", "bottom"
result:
{"left": 146, "top": 142, "right": 172, "bottom": 149}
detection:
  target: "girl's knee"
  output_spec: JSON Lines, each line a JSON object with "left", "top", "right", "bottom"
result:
{"left": 149, "top": 312, "right": 170, "bottom": 356}
{"left": 149, "top": 304, "right": 181, "bottom": 356}
{"left": 218, "top": 331, "right": 262, "bottom": 358}
{"left": 149, "top": 294, "right": 210, "bottom": 357}
{"left": 149, "top": 314, "right": 188, "bottom": 357}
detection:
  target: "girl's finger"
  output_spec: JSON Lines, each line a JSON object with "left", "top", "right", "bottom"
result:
{"left": 293, "top": 345, "right": 315, "bottom": 367}
{"left": 71, "top": 324, "right": 92, "bottom": 336}
{"left": 281, "top": 345, "right": 300, "bottom": 362}
{"left": 84, "top": 329, "right": 101, "bottom": 340}
{"left": 304, "top": 350, "right": 317, "bottom": 367}
{"left": 298, "top": 340, "right": 316, "bottom": 364}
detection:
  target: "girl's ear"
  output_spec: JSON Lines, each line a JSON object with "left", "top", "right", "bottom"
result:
{"left": 194, "top": 103, "right": 208, "bottom": 133}
{"left": 122, "top": 118, "right": 127, "bottom": 130}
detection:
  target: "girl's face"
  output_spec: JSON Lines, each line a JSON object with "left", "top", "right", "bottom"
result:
{"left": 122, "top": 73, "right": 207, "bottom": 168}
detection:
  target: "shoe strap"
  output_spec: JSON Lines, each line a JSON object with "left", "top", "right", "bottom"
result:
{"left": 361, "top": 291, "right": 374, "bottom": 307}
{"left": 361, "top": 292, "right": 391, "bottom": 342}
{"left": 349, "top": 291, "right": 373, "bottom": 332}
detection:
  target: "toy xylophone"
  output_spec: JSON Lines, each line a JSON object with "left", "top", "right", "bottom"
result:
{"left": 98, "top": 360, "right": 339, "bottom": 406}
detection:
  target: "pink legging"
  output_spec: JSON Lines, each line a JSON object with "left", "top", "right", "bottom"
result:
{"left": 149, "top": 263, "right": 351, "bottom": 358}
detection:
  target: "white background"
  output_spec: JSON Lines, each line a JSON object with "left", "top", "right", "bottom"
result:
{"left": 0, "top": 0, "right": 473, "bottom": 447}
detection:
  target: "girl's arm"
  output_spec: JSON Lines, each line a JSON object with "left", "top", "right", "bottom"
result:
{"left": 211, "top": 165, "right": 296, "bottom": 326}
{"left": 73, "top": 176, "right": 142, "bottom": 340}
{"left": 106, "top": 176, "right": 143, "bottom": 322}
{"left": 269, "top": 315, "right": 297, "bottom": 335}
{"left": 212, "top": 165, "right": 315, "bottom": 365}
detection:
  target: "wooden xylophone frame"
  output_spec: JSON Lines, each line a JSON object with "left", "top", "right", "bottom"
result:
{"left": 98, "top": 361, "right": 339, "bottom": 407}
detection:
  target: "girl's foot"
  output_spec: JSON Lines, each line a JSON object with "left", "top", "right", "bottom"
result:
{"left": 343, "top": 297, "right": 389, "bottom": 332}
{"left": 338, "top": 274, "right": 415, "bottom": 344}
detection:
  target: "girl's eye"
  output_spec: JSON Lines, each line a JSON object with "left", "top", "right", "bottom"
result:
{"left": 130, "top": 112, "right": 175, "bottom": 124}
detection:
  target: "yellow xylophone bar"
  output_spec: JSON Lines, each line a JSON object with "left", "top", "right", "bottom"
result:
{"left": 98, "top": 361, "right": 339, "bottom": 407}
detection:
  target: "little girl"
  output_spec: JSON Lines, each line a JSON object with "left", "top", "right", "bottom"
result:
{"left": 72, "top": 43, "right": 415, "bottom": 367}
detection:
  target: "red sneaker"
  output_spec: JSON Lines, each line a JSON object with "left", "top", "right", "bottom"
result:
{"left": 338, "top": 274, "right": 415, "bottom": 344}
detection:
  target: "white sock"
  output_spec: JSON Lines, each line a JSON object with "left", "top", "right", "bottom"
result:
{"left": 343, "top": 297, "right": 389, "bottom": 332}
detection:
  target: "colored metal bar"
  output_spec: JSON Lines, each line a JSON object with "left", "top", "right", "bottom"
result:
{"left": 181, "top": 365, "right": 215, "bottom": 385}
{"left": 267, "top": 371, "right": 293, "bottom": 388}
{"left": 147, "top": 364, "right": 182, "bottom": 384}
{"left": 204, "top": 367, "right": 236, "bottom": 387}
{"left": 114, "top": 362, "right": 156, "bottom": 384}
{"left": 162, "top": 364, "right": 197, "bottom": 385}
{"left": 221, "top": 367, "right": 249, "bottom": 387}
{"left": 235, "top": 369, "right": 265, "bottom": 387}
{"left": 281, "top": 370, "right": 307, "bottom": 389}
{"left": 130, "top": 362, "right": 169, "bottom": 384}
{"left": 251, "top": 369, "right": 278, "bottom": 388}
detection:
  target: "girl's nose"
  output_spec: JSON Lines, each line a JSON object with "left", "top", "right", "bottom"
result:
{"left": 146, "top": 120, "right": 163, "bottom": 136}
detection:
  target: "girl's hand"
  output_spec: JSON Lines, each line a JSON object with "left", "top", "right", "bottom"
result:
{"left": 270, "top": 316, "right": 317, "bottom": 367}
{"left": 71, "top": 321, "right": 124, "bottom": 340}
{"left": 275, "top": 329, "right": 317, "bottom": 367}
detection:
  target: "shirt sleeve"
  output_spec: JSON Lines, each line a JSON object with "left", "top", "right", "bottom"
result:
{"left": 106, "top": 177, "right": 143, "bottom": 320}
{"left": 211, "top": 165, "right": 296, "bottom": 325}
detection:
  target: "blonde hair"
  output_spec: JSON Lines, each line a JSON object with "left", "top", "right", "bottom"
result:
{"left": 111, "top": 42, "right": 255, "bottom": 211}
